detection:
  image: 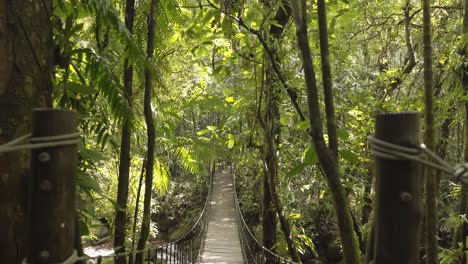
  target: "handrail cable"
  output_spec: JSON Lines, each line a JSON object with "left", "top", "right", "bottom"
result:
{"left": 232, "top": 173, "right": 297, "bottom": 263}
{"left": 0, "top": 132, "right": 82, "bottom": 154}
{"left": 368, "top": 136, "right": 468, "bottom": 184}
{"left": 59, "top": 167, "right": 214, "bottom": 264}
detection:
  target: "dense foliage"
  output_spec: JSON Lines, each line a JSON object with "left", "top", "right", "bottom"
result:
{"left": 3, "top": 0, "right": 468, "bottom": 263}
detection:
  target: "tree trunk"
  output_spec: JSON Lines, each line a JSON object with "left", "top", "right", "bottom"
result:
{"left": 361, "top": 164, "right": 373, "bottom": 226}
{"left": 264, "top": 60, "right": 301, "bottom": 262}
{"left": 458, "top": 0, "right": 468, "bottom": 260}
{"left": 290, "top": 0, "right": 361, "bottom": 263}
{"left": 135, "top": 1, "right": 158, "bottom": 263}
{"left": 422, "top": 0, "right": 437, "bottom": 263}
{"left": 261, "top": 54, "right": 277, "bottom": 257}
{"left": 0, "top": 0, "right": 53, "bottom": 262}
{"left": 262, "top": 163, "right": 277, "bottom": 253}
{"left": 114, "top": 0, "right": 136, "bottom": 263}
{"left": 129, "top": 159, "right": 146, "bottom": 264}
{"left": 267, "top": 2, "right": 301, "bottom": 262}
{"left": 317, "top": 0, "right": 337, "bottom": 161}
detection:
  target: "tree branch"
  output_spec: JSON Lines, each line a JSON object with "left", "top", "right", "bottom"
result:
{"left": 205, "top": 0, "right": 306, "bottom": 121}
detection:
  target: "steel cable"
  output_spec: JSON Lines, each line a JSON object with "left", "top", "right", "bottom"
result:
{"left": 368, "top": 136, "right": 468, "bottom": 185}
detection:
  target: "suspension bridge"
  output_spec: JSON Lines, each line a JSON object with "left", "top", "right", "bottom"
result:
{"left": 5, "top": 110, "right": 468, "bottom": 263}
{"left": 71, "top": 169, "right": 295, "bottom": 264}
{"left": 0, "top": 110, "right": 293, "bottom": 264}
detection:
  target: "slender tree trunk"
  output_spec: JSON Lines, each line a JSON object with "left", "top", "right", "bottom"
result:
{"left": 461, "top": 101, "right": 468, "bottom": 262}
{"left": 264, "top": 63, "right": 301, "bottom": 262}
{"left": 318, "top": 0, "right": 366, "bottom": 254}
{"left": 422, "top": 0, "right": 437, "bottom": 263}
{"left": 317, "top": 0, "right": 337, "bottom": 161}
{"left": 135, "top": 1, "right": 158, "bottom": 263}
{"left": 114, "top": 0, "right": 136, "bottom": 262}
{"left": 0, "top": 1, "right": 52, "bottom": 262}
{"left": 458, "top": 0, "right": 468, "bottom": 261}
{"left": 261, "top": 56, "right": 277, "bottom": 257}
{"left": 265, "top": 137, "right": 301, "bottom": 262}
{"left": 262, "top": 164, "right": 277, "bottom": 253}
{"left": 260, "top": 0, "right": 290, "bottom": 254}
{"left": 129, "top": 160, "right": 146, "bottom": 264}
{"left": 361, "top": 164, "right": 373, "bottom": 226}
{"left": 261, "top": 2, "right": 301, "bottom": 261}
{"left": 290, "top": 0, "right": 361, "bottom": 263}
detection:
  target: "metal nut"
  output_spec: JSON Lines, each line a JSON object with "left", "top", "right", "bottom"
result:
{"left": 39, "top": 180, "right": 52, "bottom": 191}
{"left": 400, "top": 192, "right": 412, "bottom": 202}
{"left": 38, "top": 152, "right": 50, "bottom": 163}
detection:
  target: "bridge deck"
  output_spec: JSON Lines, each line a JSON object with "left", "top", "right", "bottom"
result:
{"left": 201, "top": 172, "right": 244, "bottom": 263}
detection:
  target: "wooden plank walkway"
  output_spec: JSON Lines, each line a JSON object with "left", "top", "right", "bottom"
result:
{"left": 201, "top": 172, "right": 244, "bottom": 263}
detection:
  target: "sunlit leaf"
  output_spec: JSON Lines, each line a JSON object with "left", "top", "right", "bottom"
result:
{"left": 197, "top": 129, "right": 211, "bottom": 135}
{"left": 227, "top": 138, "right": 235, "bottom": 149}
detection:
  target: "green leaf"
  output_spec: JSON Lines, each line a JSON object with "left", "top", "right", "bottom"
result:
{"left": 197, "top": 129, "right": 211, "bottom": 135}
{"left": 340, "top": 149, "right": 359, "bottom": 163}
{"left": 225, "top": 96, "right": 235, "bottom": 102}
{"left": 337, "top": 129, "right": 350, "bottom": 140}
{"left": 227, "top": 138, "right": 235, "bottom": 149}
{"left": 303, "top": 147, "right": 318, "bottom": 165}
{"left": 77, "top": 172, "right": 101, "bottom": 192}
{"left": 207, "top": 125, "right": 217, "bottom": 131}
{"left": 294, "top": 120, "right": 310, "bottom": 131}
{"left": 80, "top": 145, "right": 107, "bottom": 162}
{"left": 79, "top": 217, "right": 90, "bottom": 235}
{"left": 288, "top": 213, "right": 301, "bottom": 219}
{"left": 154, "top": 160, "right": 170, "bottom": 194}
{"left": 287, "top": 163, "right": 306, "bottom": 177}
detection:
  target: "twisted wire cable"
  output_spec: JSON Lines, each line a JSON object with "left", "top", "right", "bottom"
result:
{"left": 0, "top": 132, "right": 82, "bottom": 154}
{"left": 368, "top": 136, "right": 468, "bottom": 185}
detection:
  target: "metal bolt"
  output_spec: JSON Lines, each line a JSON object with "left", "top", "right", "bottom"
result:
{"left": 39, "top": 179, "right": 52, "bottom": 191}
{"left": 400, "top": 192, "right": 412, "bottom": 202}
{"left": 38, "top": 250, "right": 50, "bottom": 261}
{"left": 38, "top": 152, "right": 50, "bottom": 163}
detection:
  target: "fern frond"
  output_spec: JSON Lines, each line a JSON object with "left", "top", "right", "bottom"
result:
{"left": 154, "top": 158, "right": 170, "bottom": 193}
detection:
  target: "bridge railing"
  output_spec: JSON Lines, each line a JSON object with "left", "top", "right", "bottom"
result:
{"left": 74, "top": 166, "right": 214, "bottom": 264}
{"left": 232, "top": 174, "right": 297, "bottom": 264}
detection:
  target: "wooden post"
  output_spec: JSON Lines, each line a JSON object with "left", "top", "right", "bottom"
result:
{"left": 371, "top": 112, "right": 423, "bottom": 264}
{"left": 29, "top": 109, "right": 78, "bottom": 263}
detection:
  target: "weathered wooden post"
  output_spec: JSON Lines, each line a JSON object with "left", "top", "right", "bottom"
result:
{"left": 29, "top": 109, "right": 78, "bottom": 263}
{"left": 369, "top": 112, "right": 423, "bottom": 264}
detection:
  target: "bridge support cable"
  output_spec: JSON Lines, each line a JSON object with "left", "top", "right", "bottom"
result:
{"left": 233, "top": 174, "right": 298, "bottom": 264}
{"left": 58, "top": 166, "right": 213, "bottom": 264}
